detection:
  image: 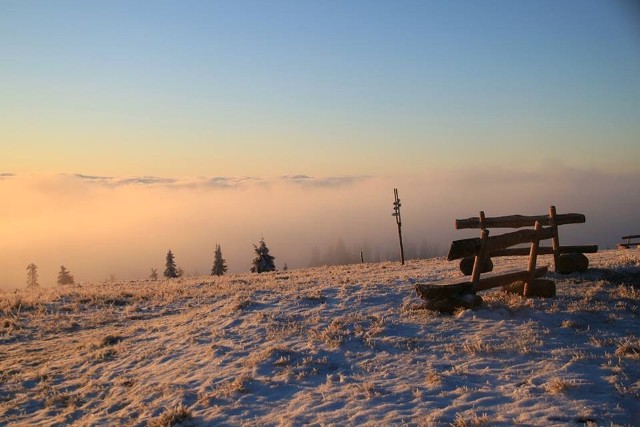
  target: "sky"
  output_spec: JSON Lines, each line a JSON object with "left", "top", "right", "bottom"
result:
{"left": 1, "top": 1, "right": 639, "bottom": 288}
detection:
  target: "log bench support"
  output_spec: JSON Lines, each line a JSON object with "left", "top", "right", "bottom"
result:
{"left": 455, "top": 206, "right": 597, "bottom": 275}
{"left": 618, "top": 235, "right": 640, "bottom": 250}
{"left": 415, "top": 219, "right": 555, "bottom": 312}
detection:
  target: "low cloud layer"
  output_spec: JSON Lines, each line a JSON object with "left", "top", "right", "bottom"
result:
{"left": 1, "top": 169, "right": 638, "bottom": 289}
{"left": 71, "top": 173, "right": 370, "bottom": 189}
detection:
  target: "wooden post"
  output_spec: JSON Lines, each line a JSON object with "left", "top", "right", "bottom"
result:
{"left": 360, "top": 251, "right": 364, "bottom": 263}
{"left": 471, "top": 229, "right": 489, "bottom": 292}
{"left": 479, "top": 211, "right": 486, "bottom": 229}
{"left": 392, "top": 188, "right": 405, "bottom": 265}
{"left": 549, "top": 206, "right": 560, "bottom": 271}
{"left": 524, "top": 221, "right": 542, "bottom": 297}
{"left": 479, "top": 210, "right": 487, "bottom": 269}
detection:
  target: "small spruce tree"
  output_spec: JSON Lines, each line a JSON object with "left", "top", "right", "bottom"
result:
{"left": 250, "top": 238, "right": 276, "bottom": 273}
{"left": 26, "top": 263, "right": 39, "bottom": 289}
{"left": 211, "top": 244, "right": 228, "bottom": 276}
{"left": 164, "top": 250, "right": 179, "bottom": 278}
{"left": 57, "top": 265, "right": 75, "bottom": 285}
{"left": 149, "top": 268, "right": 158, "bottom": 281}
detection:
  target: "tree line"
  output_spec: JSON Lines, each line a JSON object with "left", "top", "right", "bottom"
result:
{"left": 24, "top": 263, "right": 75, "bottom": 289}
{"left": 23, "top": 235, "right": 439, "bottom": 288}
{"left": 159, "top": 237, "right": 276, "bottom": 279}
{"left": 24, "top": 237, "right": 279, "bottom": 289}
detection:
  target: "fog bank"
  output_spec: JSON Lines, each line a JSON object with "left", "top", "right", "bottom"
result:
{"left": 1, "top": 169, "right": 638, "bottom": 289}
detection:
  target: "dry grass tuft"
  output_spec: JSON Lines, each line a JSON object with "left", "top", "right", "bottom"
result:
{"left": 544, "top": 377, "right": 575, "bottom": 394}
{"left": 148, "top": 403, "right": 192, "bottom": 427}
{"left": 613, "top": 253, "right": 640, "bottom": 267}
{"left": 450, "top": 411, "right": 490, "bottom": 427}
{"left": 232, "top": 298, "right": 253, "bottom": 311}
{"left": 217, "top": 375, "right": 252, "bottom": 396}
{"left": 613, "top": 285, "right": 640, "bottom": 301}
{"left": 426, "top": 373, "right": 442, "bottom": 389}
{"left": 355, "top": 381, "right": 385, "bottom": 399}
{"left": 614, "top": 338, "right": 640, "bottom": 359}
{"left": 100, "top": 334, "right": 124, "bottom": 347}
{"left": 310, "top": 319, "right": 347, "bottom": 348}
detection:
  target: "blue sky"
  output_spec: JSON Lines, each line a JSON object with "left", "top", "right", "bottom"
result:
{"left": 2, "top": 0, "right": 639, "bottom": 176}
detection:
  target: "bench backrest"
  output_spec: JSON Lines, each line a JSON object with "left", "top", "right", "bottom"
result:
{"left": 446, "top": 221, "right": 549, "bottom": 295}
{"left": 454, "top": 205, "right": 596, "bottom": 272}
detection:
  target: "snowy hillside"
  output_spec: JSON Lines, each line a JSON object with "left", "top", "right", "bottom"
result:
{"left": 1, "top": 250, "right": 639, "bottom": 426}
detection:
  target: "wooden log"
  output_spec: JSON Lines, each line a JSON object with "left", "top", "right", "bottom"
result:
{"left": 420, "top": 293, "right": 483, "bottom": 314}
{"left": 447, "top": 227, "right": 554, "bottom": 260}
{"left": 556, "top": 253, "right": 589, "bottom": 274}
{"left": 460, "top": 256, "right": 493, "bottom": 275}
{"left": 489, "top": 244, "right": 598, "bottom": 257}
{"left": 455, "top": 212, "right": 586, "bottom": 229}
{"left": 502, "top": 279, "right": 556, "bottom": 298}
{"left": 573, "top": 253, "right": 589, "bottom": 271}
{"left": 415, "top": 281, "right": 472, "bottom": 300}
{"left": 415, "top": 266, "right": 548, "bottom": 300}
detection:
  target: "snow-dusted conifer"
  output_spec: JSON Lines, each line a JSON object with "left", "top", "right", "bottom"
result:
{"left": 250, "top": 238, "right": 276, "bottom": 273}
{"left": 57, "top": 265, "right": 75, "bottom": 285}
{"left": 211, "top": 244, "right": 228, "bottom": 276}
{"left": 164, "top": 250, "right": 179, "bottom": 278}
{"left": 26, "top": 263, "right": 39, "bottom": 289}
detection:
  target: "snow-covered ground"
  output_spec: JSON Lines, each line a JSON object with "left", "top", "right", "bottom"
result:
{"left": 1, "top": 250, "right": 639, "bottom": 426}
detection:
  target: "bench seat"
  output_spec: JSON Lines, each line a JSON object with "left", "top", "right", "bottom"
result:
{"left": 415, "top": 266, "right": 548, "bottom": 300}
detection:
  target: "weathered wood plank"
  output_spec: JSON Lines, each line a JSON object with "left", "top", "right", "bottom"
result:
{"left": 455, "top": 213, "right": 586, "bottom": 229}
{"left": 447, "top": 227, "right": 554, "bottom": 260}
{"left": 489, "top": 244, "right": 598, "bottom": 257}
{"left": 415, "top": 266, "right": 548, "bottom": 300}
{"left": 475, "top": 266, "right": 547, "bottom": 291}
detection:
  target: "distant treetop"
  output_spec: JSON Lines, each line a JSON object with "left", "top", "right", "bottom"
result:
{"left": 164, "top": 249, "right": 180, "bottom": 278}
{"left": 57, "top": 265, "right": 75, "bottom": 285}
{"left": 250, "top": 238, "right": 276, "bottom": 273}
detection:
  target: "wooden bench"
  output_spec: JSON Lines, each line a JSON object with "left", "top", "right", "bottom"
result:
{"left": 415, "top": 221, "right": 555, "bottom": 312}
{"left": 455, "top": 206, "right": 597, "bottom": 275}
{"left": 618, "top": 235, "right": 640, "bottom": 250}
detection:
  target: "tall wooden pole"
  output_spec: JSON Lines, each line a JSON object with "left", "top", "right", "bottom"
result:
{"left": 392, "top": 188, "right": 405, "bottom": 265}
